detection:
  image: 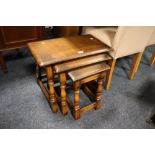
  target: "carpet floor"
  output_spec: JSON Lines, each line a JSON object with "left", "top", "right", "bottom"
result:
{"left": 0, "top": 46, "right": 155, "bottom": 129}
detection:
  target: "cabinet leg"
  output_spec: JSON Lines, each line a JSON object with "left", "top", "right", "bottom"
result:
{"left": 0, "top": 53, "right": 7, "bottom": 73}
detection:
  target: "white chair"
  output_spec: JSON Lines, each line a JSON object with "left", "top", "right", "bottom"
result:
{"left": 82, "top": 26, "right": 155, "bottom": 89}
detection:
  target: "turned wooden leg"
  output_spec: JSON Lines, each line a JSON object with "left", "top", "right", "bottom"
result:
{"left": 73, "top": 81, "right": 81, "bottom": 120}
{"left": 105, "top": 59, "right": 116, "bottom": 90}
{"left": 95, "top": 75, "right": 103, "bottom": 110}
{"left": 0, "top": 52, "right": 7, "bottom": 73}
{"left": 150, "top": 49, "right": 155, "bottom": 66}
{"left": 59, "top": 73, "right": 68, "bottom": 115}
{"left": 128, "top": 52, "right": 143, "bottom": 80}
{"left": 36, "top": 64, "right": 41, "bottom": 81}
{"left": 46, "top": 66, "right": 58, "bottom": 113}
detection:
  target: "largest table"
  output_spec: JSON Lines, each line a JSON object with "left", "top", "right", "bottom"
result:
{"left": 28, "top": 35, "right": 112, "bottom": 112}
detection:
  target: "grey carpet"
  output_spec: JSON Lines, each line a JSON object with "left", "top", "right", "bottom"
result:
{"left": 0, "top": 46, "right": 155, "bottom": 129}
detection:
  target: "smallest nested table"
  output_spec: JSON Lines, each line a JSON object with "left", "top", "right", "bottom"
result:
{"left": 28, "top": 35, "right": 112, "bottom": 113}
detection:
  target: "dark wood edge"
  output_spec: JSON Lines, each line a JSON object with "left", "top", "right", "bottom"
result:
{"left": 54, "top": 53, "right": 112, "bottom": 74}
{"left": 80, "top": 102, "right": 97, "bottom": 113}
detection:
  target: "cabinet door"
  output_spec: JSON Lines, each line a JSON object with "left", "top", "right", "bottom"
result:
{"left": 0, "top": 26, "right": 44, "bottom": 50}
{"left": 53, "top": 26, "right": 80, "bottom": 37}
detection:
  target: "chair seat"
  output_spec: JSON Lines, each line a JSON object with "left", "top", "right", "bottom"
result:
{"left": 68, "top": 63, "right": 110, "bottom": 82}
{"left": 82, "top": 27, "right": 117, "bottom": 47}
{"left": 54, "top": 53, "right": 112, "bottom": 73}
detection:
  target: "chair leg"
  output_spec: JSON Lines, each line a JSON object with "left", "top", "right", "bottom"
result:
{"left": 95, "top": 76, "right": 103, "bottom": 110}
{"left": 59, "top": 73, "right": 68, "bottom": 115}
{"left": 105, "top": 59, "right": 116, "bottom": 90}
{"left": 73, "top": 81, "right": 81, "bottom": 120}
{"left": 0, "top": 52, "right": 8, "bottom": 73}
{"left": 128, "top": 52, "right": 143, "bottom": 80}
{"left": 150, "top": 49, "right": 155, "bottom": 66}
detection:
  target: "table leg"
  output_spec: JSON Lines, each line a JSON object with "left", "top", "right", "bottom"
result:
{"left": 46, "top": 66, "right": 58, "bottom": 113}
{"left": 36, "top": 64, "right": 41, "bottom": 81}
{"left": 95, "top": 75, "right": 103, "bottom": 110}
{"left": 73, "top": 81, "right": 81, "bottom": 120}
{"left": 59, "top": 73, "right": 68, "bottom": 115}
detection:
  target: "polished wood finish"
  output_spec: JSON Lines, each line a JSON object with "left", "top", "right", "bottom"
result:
{"left": 0, "top": 26, "right": 44, "bottom": 51}
{"left": 54, "top": 53, "right": 111, "bottom": 73}
{"left": 129, "top": 52, "right": 143, "bottom": 80}
{"left": 46, "top": 66, "right": 58, "bottom": 112}
{"left": 0, "top": 26, "right": 45, "bottom": 73}
{"left": 54, "top": 53, "right": 112, "bottom": 115}
{"left": 73, "top": 81, "right": 81, "bottom": 119}
{"left": 68, "top": 63, "right": 110, "bottom": 82}
{"left": 28, "top": 35, "right": 112, "bottom": 115}
{"left": 150, "top": 49, "right": 155, "bottom": 66}
{"left": 68, "top": 63, "right": 110, "bottom": 119}
{"left": 53, "top": 26, "right": 80, "bottom": 37}
{"left": 96, "top": 73, "right": 104, "bottom": 109}
{"left": 80, "top": 73, "right": 106, "bottom": 86}
{"left": 28, "top": 35, "right": 111, "bottom": 67}
{"left": 105, "top": 59, "right": 116, "bottom": 90}
{"left": 59, "top": 73, "right": 68, "bottom": 115}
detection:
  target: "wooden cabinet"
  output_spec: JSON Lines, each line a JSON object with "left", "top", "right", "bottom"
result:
{"left": 0, "top": 26, "right": 44, "bottom": 51}
{"left": 0, "top": 26, "right": 80, "bottom": 73}
{"left": 0, "top": 26, "right": 45, "bottom": 73}
{"left": 53, "top": 26, "right": 80, "bottom": 37}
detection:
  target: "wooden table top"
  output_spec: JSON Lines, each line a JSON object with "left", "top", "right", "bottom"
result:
{"left": 28, "top": 35, "right": 111, "bottom": 67}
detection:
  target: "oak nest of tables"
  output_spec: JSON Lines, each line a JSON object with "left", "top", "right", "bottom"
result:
{"left": 28, "top": 34, "right": 112, "bottom": 119}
